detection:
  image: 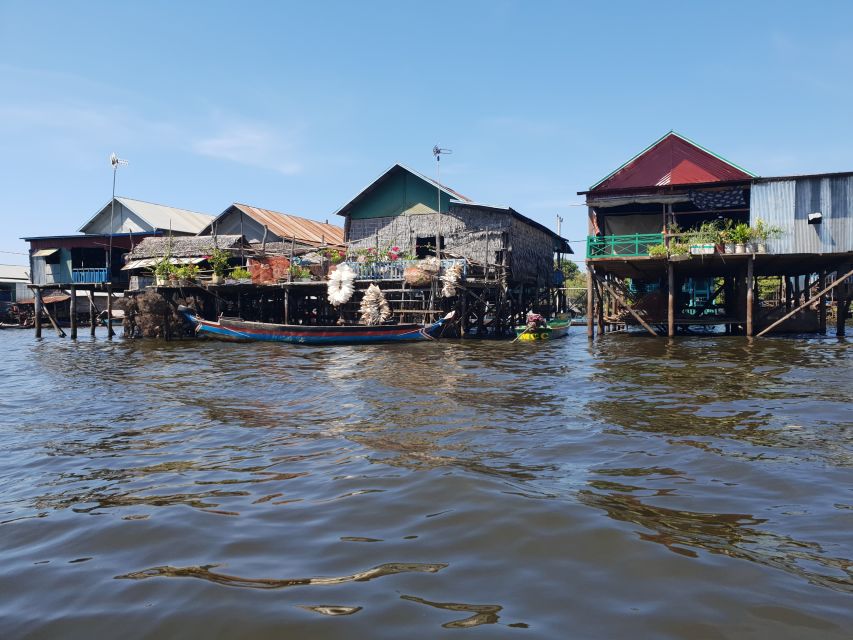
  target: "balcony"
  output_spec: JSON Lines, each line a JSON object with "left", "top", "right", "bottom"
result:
{"left": 587, "top": 234, "right": 664, "bottom": 259}
{"left": 343, "top": 259, "right": 467, "bottom": 281}
{"left": 71, "top": 268, "right": 109, "bottom": 283}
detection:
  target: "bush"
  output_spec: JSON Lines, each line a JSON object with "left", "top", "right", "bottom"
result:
{"left": 230, "top": 266, "right": 251, "bottom": 280}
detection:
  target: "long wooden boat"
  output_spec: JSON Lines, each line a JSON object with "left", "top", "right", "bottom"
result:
{"left": 514, "top": 317, "right": 571, "bottom": 341}
{"left": 179, "top": 306, "right": 453, "bottom": 344}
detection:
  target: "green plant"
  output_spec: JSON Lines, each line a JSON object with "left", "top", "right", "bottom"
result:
{"left": 669, "top": 241, "right": 690, "bottom": 256}
{"left": 174, "top": 263, "right": 200, "bottom": 280}
{"left": 230, "top": 266, "right": 251, "bottom": 280}
{"left": 153, "top": 256, "right": 176, "bottom": 278}
{"left": 751, "top": 219, "right": 783, "bottom": 242}
{"left": 692, "top": 220, "right": 722, "bottom": 245}
{"left": 320, "top": 247, "right": 345, "bottom": 264}
{"left": 290, "top": 265, "right": 312, "bottom": 280}
{"left": 648, "top": 243, "right": 668, "bottom": 258}
{"left": 208, "top": 247, "right": 231, "bottom": 276}
{"left": 730, "top": 222, "right": 751, "bottom": 245}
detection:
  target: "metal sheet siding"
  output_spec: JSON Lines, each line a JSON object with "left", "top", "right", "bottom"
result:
{"left": 751, "top": 177, "right": 853, "bottom": 254}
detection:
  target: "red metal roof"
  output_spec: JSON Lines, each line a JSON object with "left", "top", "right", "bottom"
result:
{"left": 231, "top": 204, "right": 345, "bottom": 247}
{"left": 590, "top": 132, "right": 755, "bottom": 193}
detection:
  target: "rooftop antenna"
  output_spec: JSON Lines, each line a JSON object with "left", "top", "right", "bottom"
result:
{"left": 556, "top": 214, "right": 564, "bottom": 268}
{"left": 432, "top": 146, "right": 452, "bottom": 260}
{"left": 108, "top": 153, "right": 129, "bottom": 282}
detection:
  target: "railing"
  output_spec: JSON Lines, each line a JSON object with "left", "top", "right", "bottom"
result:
{"left": 343, "top": 259, "right": 467, "bottom": 281}
{"left": 72, "top": 268, "right": 109, "bottom": 283}
{"left": 587, "top": 234, "right": 664, "bottom": 258}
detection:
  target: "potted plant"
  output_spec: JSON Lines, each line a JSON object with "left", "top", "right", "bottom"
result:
{"left": 208, "top": 247, "right": 230, "bottom": 284}
{"left": 648, "top": 243, "right": 668, "bottom": 258}
{"left": 153, "top": 256, "right": 176, "bottom": 285}
{"left": 174, "top": 263, "right": 200, "bottom": 286}
{"left": 669, "top": 241, "right": 692, "bottom": 261}
{"left": 229, "top": 266, "right": 252, "bottom": 284}
{"left": 731, "top": 222, "right": 751, "bottom": 254}
{"left": 751, "top": 219, "right": 783, "bottom": 253}
{"left": 289, "top": 265, "right": 312, "bottom": 282}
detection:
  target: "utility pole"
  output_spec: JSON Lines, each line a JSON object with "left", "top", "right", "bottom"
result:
{"left": 108, "top": 153, "right": 129, "bottom": 281}
{"left": 432, "top": 145, "right": 452, "bottom": 260}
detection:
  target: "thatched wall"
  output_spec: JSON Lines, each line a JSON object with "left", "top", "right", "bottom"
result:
{"left": 346, "top": 204, "right": 555, "bottom": 283}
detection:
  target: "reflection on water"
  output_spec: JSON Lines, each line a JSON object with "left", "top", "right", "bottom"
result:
{"left": 401, "top": 594, "right": 503, "bottom": 628}
{"left": 0, "top": 331, "right": 851, "bottom": 638}
{"left": 117, "top": 562, "right": 448, "bottom": 589}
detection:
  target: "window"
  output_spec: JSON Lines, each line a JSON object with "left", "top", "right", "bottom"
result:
{"left": 416, "top": 236, "right": 444, "bottom": 259}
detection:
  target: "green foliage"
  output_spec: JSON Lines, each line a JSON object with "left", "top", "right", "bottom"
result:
{"left": 208, "top": 247, "right": 231, "bottom": 276}
{"left": 320, "top": 247, "right": 346, "bottom": 264}
{"left": 174, "top": 263, "right": 200, "bottom": 280}
{"left": 647, "top": 243, "right": 668, "bottom": 258}
{"left": 290, "top": 265, "right": 312, "bottom": 280}
{"left": 752, "top": 218, "right": 783, "bottom": 242}
{"left": 230, "top": 266, "right": 251, "bottom": 280}
{"left": 555, "top": 259, "right": 580, "bottom": 279}
{"left": 153, "top": 256, "right": 176, "bottom": 278}
{"left": 730, "top": 222, "right": 752, "bottom": 245}
{"left": 669, "top": 241, "right": 690, "bottom": 256}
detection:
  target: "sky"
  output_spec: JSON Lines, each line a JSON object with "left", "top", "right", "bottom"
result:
{"left": 1, "top": 0, "right": 852, "bottom": 267}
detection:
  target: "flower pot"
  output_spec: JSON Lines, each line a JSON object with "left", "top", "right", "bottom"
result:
{"left": 724, "top": 243, "right": 735, "bottom": 254}
{"left": 735, "top": 243, "right": 745, "bottom": 254}
{"left": 211, "top": 273, "right": 224, "bottom": 285}
{"left": 757, "top": 243, "right": 767, "bottom": 254}
{"left": 155, "top": 275, "right": 167, "bottom": 286}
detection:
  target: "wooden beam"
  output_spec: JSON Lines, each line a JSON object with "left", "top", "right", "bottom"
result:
{"left": 35, "top": 289, "right": 66, "bottom": 337}
{"left": 757, "top": 267, "right": 853, "bottom": 337}
{"left": 746, "top": 256, "right": 754, "bottom": 337}
{"left": 69, "top": 285, "right": 78, "bottom": 339}
{"left": 598, "top": 278, "right": 659, "bottom": 337}
{"left": 818, "top": 271, "right": 827, "bottom": 334}
{"left": 667, "top": 262, "right": 675, "bottom": 337}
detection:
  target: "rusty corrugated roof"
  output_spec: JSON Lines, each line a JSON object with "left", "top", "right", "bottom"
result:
{"left": 230, "top": 204, "right": 345, "bottom": 247}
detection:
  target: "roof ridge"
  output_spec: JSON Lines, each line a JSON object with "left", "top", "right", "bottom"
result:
{"left": 115, "top": 196, "right": 213, "bottom": 217}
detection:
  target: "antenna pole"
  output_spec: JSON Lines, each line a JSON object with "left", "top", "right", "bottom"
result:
{"left": 436, "top": 151, "right": 441, "bottom": 261}
{"left": 108, "top": 162, "right": 116, "bottom": 281}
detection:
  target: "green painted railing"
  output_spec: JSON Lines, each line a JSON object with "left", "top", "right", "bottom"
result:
{"left": 587, "top": 233, "right": 664, "bottom": 258}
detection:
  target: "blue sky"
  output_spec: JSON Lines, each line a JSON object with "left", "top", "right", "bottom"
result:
{"left": 2, "top": 0, "right": 852, "bottom": 266}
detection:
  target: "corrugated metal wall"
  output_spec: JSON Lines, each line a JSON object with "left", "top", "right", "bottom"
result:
{"left": 751, "top": 176, "right": 853, "bottom": 254}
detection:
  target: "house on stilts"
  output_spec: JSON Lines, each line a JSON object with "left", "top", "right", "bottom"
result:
{"left": 582, "top": 131, "right": 853, "bottom": 337}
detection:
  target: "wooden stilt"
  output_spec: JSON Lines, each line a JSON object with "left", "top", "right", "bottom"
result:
{"left": 746, "top": 256, "right": 754, "bottom": 337}
{"left": 34, "top": 288, "right": 42, "bottom": 338}
{"left": 69, "top": 285, "right": 78, "bottom": 339}
{"left": 757, "top": 267, "right": 853, "bottom": 337}
{"left": 837, "top": 295, "right": 850, "bottom": 337}
{"left": 598, "top": 279, "right": 658, "bottom": 337}
{"left": 88, "top": 290, "right": 96, "bottom": 336}
{"left": 667, "top": 261, "right": 675, "bottom": 337}
{"left": 595, "top": 277, "right": 604, "bottom": 337}
{"left": 586, "top": 267, "right": 594, "bottom": 339}
{"left": 818, "top": 271, "right": 827, "bottom": 334}
{"left": 106, "top": 285, "right": 115, "bottom": 338}
{"left": 37, "top": 289, "right": 66, "bottom": 337}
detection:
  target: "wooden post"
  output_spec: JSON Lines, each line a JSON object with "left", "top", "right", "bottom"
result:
{"left": 837, "top": 294, "right": 850, "bottom": 337}
{"left": 818, "top": 271, "right": 827, "bottom": 334}
{"left": 757, "top": 267, "right": 853, "bottom": 337}
{"left": 284, "top": 289, "right": 290, "bottom": 325}
{"left": 746, "top": 257, "right": 754, "bottom": 337}
{"left": 88, "top": 290, "right": 96, "bottom": 336}
{"left": 36, "top": 289, "right": 66, "bottom": 337}
{"left": 34, "top": 287, "right": 42, "bottom": 338}
{"left": 595, "top": 277, "right": 604, "bottom": 337}
{"left": 69, "top": 285, "right": 78, "bottom": 339}
{"left": 586, "top": 267, "right": 594, "bottom": 339}
{"left": 460, "top": 290, "right": 467, "bottom": 338}
{"left": 106, "top": 285, "right": 115, "bottom": 338}
{"left": 667, "top": 261, "right": 675, "bottom": 337}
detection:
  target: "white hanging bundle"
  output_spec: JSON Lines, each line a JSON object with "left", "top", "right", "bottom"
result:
{"left": 327, "top": 263, "right": 356, "bottom": 306}
{"left": 359, "top": 283, "right": 392, "bottom": 325}
{"left": 441, "top": 262, "right": 463, "bottom": 298}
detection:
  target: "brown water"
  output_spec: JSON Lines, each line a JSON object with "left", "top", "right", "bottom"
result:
{"left": 0, "top": 329, "right": 851, "bottom": 639}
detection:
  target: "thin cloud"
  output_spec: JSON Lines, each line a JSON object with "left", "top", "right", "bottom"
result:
{"left": 192, "top": 122, "right": 303, "bottom": 175}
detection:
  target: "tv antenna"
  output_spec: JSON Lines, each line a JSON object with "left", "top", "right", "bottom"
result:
{"left": 432, "top": 146, "right": 452, "bottom": 260}
{"left": 107, "top": 153, "right": 129, "bottom": 284}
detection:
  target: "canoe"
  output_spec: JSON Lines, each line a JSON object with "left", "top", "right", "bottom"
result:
{"left": 179, "top": 306, "right": 453, "bottom": 344}
{"left": 514, "top": 318, "right": 571, "bottom": 341}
